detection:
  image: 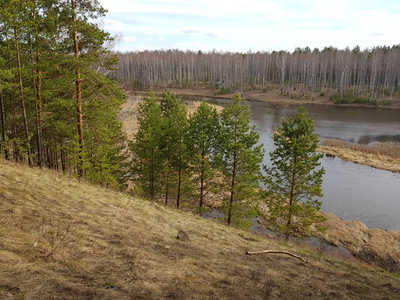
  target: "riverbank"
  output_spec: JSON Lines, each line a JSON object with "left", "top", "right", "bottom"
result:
{"left": 320, "top": 212, "right": 400, "bottom": 271}
{"left": 318, "top": 140, "right": 400, "bottom": 173}
{"left": 129, "top": 87, "right": 400, "bottom": 109}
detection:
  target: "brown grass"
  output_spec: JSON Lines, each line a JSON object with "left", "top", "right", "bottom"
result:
{"left": 318, "top": 139, "right": 400, "bottom": 172}
{"left": 324, "top": 139, "right": 400, "bottom": 159}
{"left": 0, "top": 159, "right": 399, "bottom": 299}
{"left": 320, "top": 212, "right": 400, "bottom": 271}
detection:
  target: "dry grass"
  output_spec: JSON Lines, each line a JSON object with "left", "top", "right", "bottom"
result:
{"left": 0, "top": 159, "right": 399, "bottom": 299}
{"left": 320, "top": 212, "right": 400, "bottom": 271}
{"left": 318, "top": 139, "right": 400, "bottom": 172}
{"left": 324, "top": 139, "right": 400, "bottom": 159}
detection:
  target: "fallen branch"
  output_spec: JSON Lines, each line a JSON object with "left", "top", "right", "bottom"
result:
{"left": 246, "top": 250, "right": 307, "bottom": 263}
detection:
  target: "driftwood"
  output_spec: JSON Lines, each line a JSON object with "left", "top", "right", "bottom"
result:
{"left": 246, "top": 250, "right": 307, "bottom": 263}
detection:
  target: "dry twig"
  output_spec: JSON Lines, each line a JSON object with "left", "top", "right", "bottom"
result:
{"left": 246, "top": 250, "right": 307, "bottom": 263}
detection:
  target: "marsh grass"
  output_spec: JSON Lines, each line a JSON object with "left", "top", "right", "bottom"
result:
{"left": 324, "top": 139, "right": 400, "bottom": 159}
{"left": 318, "top": 139, "right": 400, "bottom": 172}
{"left": 0, "top": 159, "right": 399, "bottom": 299}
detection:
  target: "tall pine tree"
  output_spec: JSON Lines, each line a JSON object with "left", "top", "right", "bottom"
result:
{"left": 187, "top": 101, "right": 220, "bottom": 210}
{"left": 131, "top": 92, "right": 163, "bottom": 199}
{"left": 159, "top": 92, "right": 189, "bottom": 208}
{"left": 217, "top": 93, "right": 264, "bottom": 227}
{"left": 263, "top": 106, "right": 326, "bottom": 240}
{"left": 0, "top": 0, "right": 128, "bottom": 187}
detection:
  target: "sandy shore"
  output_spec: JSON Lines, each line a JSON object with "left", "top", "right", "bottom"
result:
{"left": 130, "top": 87, "right": 400, "bottom": 109}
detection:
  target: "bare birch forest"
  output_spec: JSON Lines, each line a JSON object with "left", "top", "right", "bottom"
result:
{"left": 111, "top": 46, "right": 400, "bottom": 103}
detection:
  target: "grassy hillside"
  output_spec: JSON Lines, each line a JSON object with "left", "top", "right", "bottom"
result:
{"left": 0, "top": 160, "right": 399, "bottom": 299}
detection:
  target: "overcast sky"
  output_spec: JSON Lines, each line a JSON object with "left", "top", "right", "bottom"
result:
{"left": 97, "top": 0, "right": 400, "bottom": 53}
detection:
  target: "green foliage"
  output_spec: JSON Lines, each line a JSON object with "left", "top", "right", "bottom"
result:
{"left": 263, "top": 106, "right": 326, "bottom": 239}
{"left": 131, "top": 92, "right": 163, "bottom": 199}
{"left": 330, "top": 92, "right": 370, "bottom": 104}
{"left": 187, "top": 101, "right": 220, "bottom": 208}
{"left": 159, "top": 92, "right": 190, "bottom": 207}
{"left": 0, "top": 0, "right": 128, "bottom": 187}
{"left": 218, "top": 86, "right": 232, "bottom": 95}
{"left": 376, "top": 100, "right": 392, "bottom": 106}
{"left": 216, "top": 93, "right": 264, "bottom": 226}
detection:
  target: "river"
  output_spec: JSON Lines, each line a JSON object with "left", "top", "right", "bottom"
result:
{"left": 204, "top": 98, "right": 400, "bottom": 231}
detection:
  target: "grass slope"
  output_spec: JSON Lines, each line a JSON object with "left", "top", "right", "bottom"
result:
{"left": 0, "top": 160, "right": 399, "bottom": 299}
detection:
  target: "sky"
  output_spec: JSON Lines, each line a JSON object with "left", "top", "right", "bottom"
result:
{"left": 97, "top": 0, "right": 400, "bottom": 53}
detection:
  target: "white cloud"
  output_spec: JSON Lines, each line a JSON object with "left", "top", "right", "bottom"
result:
{"left": 98, "top": 0, "right": 400, "bottom": 52}
{"left": 123, "top": 36, "right": 138, "bottom": 42}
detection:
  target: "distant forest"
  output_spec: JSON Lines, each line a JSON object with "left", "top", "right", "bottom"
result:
{"left": 111, "top": 46, "right": 400, "bottom": 103}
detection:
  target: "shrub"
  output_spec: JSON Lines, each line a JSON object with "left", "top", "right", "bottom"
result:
{"left": 218, "top": 86, "right": 232, "bottom": 95}
{"left": 330, "top": 92, "right": 370, "bottom": 104}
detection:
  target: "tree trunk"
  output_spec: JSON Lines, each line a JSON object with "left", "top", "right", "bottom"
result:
{"left": 61, "top": 148, "right": 66, "bottom": 172}
{"left": 14, "top": 27, "right": 32, "bottom": 166}
{"left": 35, "top": 68, "right": 43, "bottom": 167}
{"left": 199, "top": 149, "right": 205, "bottom": 208}
{"left": 71, "top": 0, "right": 84, "bottom": 178}
{"left": 30, "top": 39, "right": 43, "bottom": 167}
{"left": 0, "top": 78, "right": 8, "bottom": 159}
{"left": 228, "top": 148, "right": 237, "bottom": 225}
{"left": 286, "top": 156, "right": 297, "bottom": 241}
{"left": 177, "top": 165, "right": 182, "bottom": 208}
{"left": 10, "top": 94, "right": 18, "bottom": 162}
{"left": 149, "top": 150, "right": 155, "bottom": 199}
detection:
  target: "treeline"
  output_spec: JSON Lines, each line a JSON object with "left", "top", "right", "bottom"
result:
{"left": 111, "top": 46, "right": 400, "bottom": 102}
{"left": 131, "top": 92, "right": 325, "bottom": 238}
{"left": 131, "top": 92, "right": 262, "bottom": 227}
{"left": 0, "top": 0, "right": 127, "bottom": 186}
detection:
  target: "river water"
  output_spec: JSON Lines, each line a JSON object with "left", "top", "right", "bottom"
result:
{"left": 204, "top": 98, "right": 400, "bottom": 231}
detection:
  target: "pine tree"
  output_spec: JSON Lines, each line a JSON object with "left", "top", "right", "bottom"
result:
{"left": 263, "top": 106, "right": 326, "bottom": 240}
{"left": 131, "top": 92, "right": 163, "bottom": 199}
{"left": 187, "top": 101, "right": 220, "bottom": 210}
{"left": 159, "top": 92, "right": 189, "bottom": 208}
{"left": 0, "top": 0, "right": 128, "bottom": 186}
{"left": 217, "top": 93, "right": 264, "bottom": 227}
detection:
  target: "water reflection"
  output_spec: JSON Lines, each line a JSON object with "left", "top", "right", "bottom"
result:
{"left": 357, "top": 134, "right": 400, "bottom": 144}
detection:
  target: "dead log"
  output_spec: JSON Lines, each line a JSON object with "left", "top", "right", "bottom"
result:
{"left": 246, "top": 250, "right": 307, "bottom": 263}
